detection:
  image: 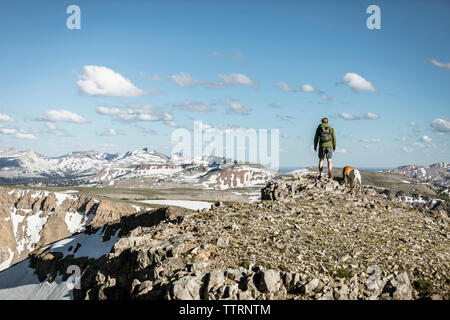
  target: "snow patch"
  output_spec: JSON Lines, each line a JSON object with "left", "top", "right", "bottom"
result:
{"left": 64, "top": 211, "right": 87, "bottom": 233}
{"left": 48, "top": 228, "right": 120, "bottom": 260}
{"left": 0, "top": 248, "right": 14, "bottom": 272}
{"left": 139, "top": 199, "right": 212, "bottom": 211}
{"left": 0, "top": 259, "right": 73, "bottom": 300}
{"left": 25, "top": 211, "right": 51, "bottom": 250}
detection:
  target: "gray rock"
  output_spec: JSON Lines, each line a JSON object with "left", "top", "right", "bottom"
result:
{"left": 171, "top": 275, "right": 204, "bottom": 300}
{"left": 366, "top": 265, "right": 383, "bottom": 294}
{"left": 217, "top": 236, "right": 229, "bottom": 248}
{"left": 257, "top": 269, "right": 282, "bottom": 293}
{"left": 381, "top": 271, "right": 412, "bottom": 300}
{"left": 136, "top": 280, "right": 153, "bottom": 296}
{"left": 334, "top": 284, "right": 349, "bottom": 300}
{"left": 301, "top": 278, "right": 320, "bottom": 295}
{"left": 206, "top": 270, "right": 225, "bottom": 293}
{"left": 283, "top": 272, "right": 303, "bottom": 292}
{"left": 225, "top": 268, "right": 246, "bottom": 282}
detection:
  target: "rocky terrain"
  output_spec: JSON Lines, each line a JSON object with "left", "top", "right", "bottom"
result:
{"left": 2, "top": 173, "right": 448, "bottom": 300}
{"left": 307, "top": 166, "right": 450, "bottom": 203}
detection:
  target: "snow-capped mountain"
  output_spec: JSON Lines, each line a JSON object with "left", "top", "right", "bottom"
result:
{"left": 389, "top": 162, "right": 450, "bottom": 188}
{"left": 0, "top": 148, "right": 275, "bottom": 189}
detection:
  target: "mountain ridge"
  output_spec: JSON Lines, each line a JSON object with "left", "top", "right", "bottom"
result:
{"left": 1, "top": 173, "right": 448, "bottom": 300}
{"left": 0, "top": 147, "right": 275, "bottom": 190}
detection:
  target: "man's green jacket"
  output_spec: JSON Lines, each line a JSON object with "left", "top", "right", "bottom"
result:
{"left": 314, "top": 123, "right": 336, "bottom": 150}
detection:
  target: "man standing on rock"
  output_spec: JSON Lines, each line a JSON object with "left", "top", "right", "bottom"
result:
{"left": 314, "top": 117, "right": 336, "bottom": 180}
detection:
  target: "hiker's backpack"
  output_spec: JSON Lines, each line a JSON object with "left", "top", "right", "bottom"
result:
{"left": 319, "top": 126, "right": 332, "bottom": 143}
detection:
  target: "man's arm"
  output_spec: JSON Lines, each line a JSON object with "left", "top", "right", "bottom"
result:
{"left": 314, "top": 127, "right": 319, "bottom": 150}
{"left": 332, "top": 128, "right": 336, "bottom": 150}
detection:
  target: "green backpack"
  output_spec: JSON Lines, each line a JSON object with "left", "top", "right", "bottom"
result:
{"left": 320, "top": 126, "right": 332, "bottom": 143}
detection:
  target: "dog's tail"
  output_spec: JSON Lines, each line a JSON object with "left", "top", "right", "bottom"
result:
{"left": 355, "top": 169, "right": 362, "bottom": 192}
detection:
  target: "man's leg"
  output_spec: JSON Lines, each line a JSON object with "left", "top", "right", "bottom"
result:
{"left": 327, "top": 158, "right": 333, "bottom": 178}
{"left": 318, "top": 158, "right": 324, "bottom": 179}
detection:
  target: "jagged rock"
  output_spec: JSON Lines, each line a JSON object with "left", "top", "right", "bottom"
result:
{"left": 365, "top": 265, "right": 383, "bottom": 298}
{"left": 381, "top": 272, "right": 412, "bottom": 300}
{"left": 171, "top": 275, "right": 204, "bottom": 300}
{"left": 225, "top": 268, "right": 246, "bottom": 282}
{"left": 256, "top": 269, "right": 282, "bottom": 293}
{"left": 283, "top": 272, "right": 304, "bottom": 292}
{"left": 206, "top": 270, "right": 225, "bottom": 293}
{"left": 301, "top": 278, "right": 320, "bottom": 295}
{"left": 334, "top": 284, "right": 349, "bottom": 300}
{"left": 217, "top": 236, "right": 229, "bottom": 248}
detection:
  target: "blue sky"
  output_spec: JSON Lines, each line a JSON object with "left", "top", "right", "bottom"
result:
{"left": 0, "top": 0, "right": 449, "bottom": 168}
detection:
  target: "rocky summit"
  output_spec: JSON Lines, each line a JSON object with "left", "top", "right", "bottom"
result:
{"left": 7, "top": 173, "right": 448, "bottom": 300}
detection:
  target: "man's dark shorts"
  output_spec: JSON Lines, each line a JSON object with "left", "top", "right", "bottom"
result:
{"left": 319, "top": 146, "right": 333, "bottom": 160}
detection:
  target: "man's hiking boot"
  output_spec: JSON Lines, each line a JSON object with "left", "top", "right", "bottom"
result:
{"left": 328, "top": 172, "right": 333, "bottom": 179}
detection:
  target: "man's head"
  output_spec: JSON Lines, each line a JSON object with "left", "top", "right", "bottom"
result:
{"left": 321, "top": 117, "right": 328, "bottom": 124}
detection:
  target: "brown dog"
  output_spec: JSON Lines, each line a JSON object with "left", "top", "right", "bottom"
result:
{"left": 342, "top": 166, "right": 361, "bottom": 191}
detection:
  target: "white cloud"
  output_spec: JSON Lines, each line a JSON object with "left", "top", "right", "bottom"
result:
{"left": 98, "top": 128, "right": 124, "bottom": 136}
{"left": 212, "top": 73, "right": 257, "bottom": 88}
{"left": 317, "top": 91, "right": 331, "bottom": 100}
{"left": 0, "top": 128, "right": 36, "bottom": 139}
{"left": 276, "top": 82, "right": 295, "bottom": 92}
{"left": 300, "top": 84, "right": 315, "bottom": 92}
{"left": 364, "top": 112, "right": 380, "bottom": 119}
{"left": 45, "top": 123, "right": 57, "bottom": 130}
{"left": 165, "top": 120, "right": 177, "bottom": 127}
{"left": 412, "top": 142, "right": 426, "bottom": 148}
{"left": 338, "top": 112, "right": 360, "bottom": 120}
{"left": 402, "top": 147, "right": 414, "bottom": 153}
{"left": 279, "top": 82, "right": 331, "bottom": 100}
{"left": 430, "top": 118, "right": 450, "bottom": 135}
{"left": 197, "top": 123, "right": 250, "bottom": 136}
{"left": 226, "top": 98, "right": 252, "bottom": 115}
{"left": 141, "top": 70, "right": 256, "bottom": 89}
{"left": 76, "top": 65, "right": 147, "bottom": 97}
{"left": 44, "top": 122, "right": 73, "bottom": 137}
{"left": 359, "top": 138, "right": 380, "bottom": 143}
{"left": 173, "top": 101, "right": 214, "bottom": 112}
{"left": 0, "top": 128, "right": 17, "bottom": 134}
{"left": 0, "top": 113, "right": 15, "bottom": 122}
{"left": 96, "top": 106, "right": 121, "bottom": 115}
{"left": 335, "top": 147, "right": 347, "bottom": 153}
{"left": 96, "top": 104, "right": 174, "bottom": 125}
{"left": 169, "top": 72, "right": 203, "bottom": 87}
{"left": 212, "top": 49, "right": 243, "bottom": 60}
{"left": 36, "top": 110, "right": 88, "bottom": 123}
{"left": 339, "top": 112, "right": 379, "bottom": 120}
{"left": 139, "top": 72, "right": 163, "bottom": 81}
{"left": 421, "top": 135, "right": 432, "bottom": 143}
{"left": 340, "top": 73, "right": 377, "bottom": 93}
{"left": 276, "top": 115, "right": 294, "bottom": 122}
{"left": 427, "top": 58, "right": 450, "bottom": 71}
{"left": 408, "top": 120, "right": 420, "bottom": 133}
{"left": 15, "top": 133, "right": 37, "bottom": 140}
